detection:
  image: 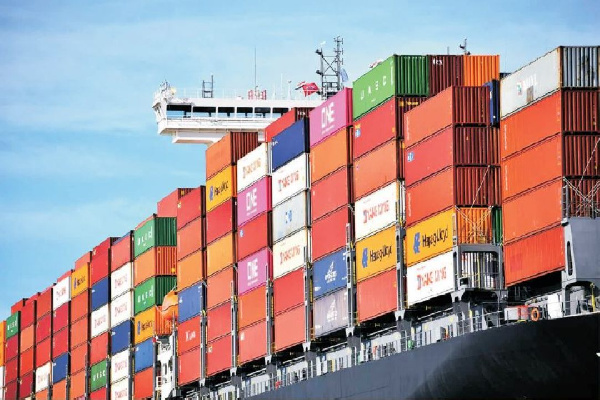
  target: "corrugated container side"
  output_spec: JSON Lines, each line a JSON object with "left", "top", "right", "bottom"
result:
{"left": 207, "top": 301, "right": 232, "bottom": 342}
{"left": 134, "top": 367, "right": 154, "bottom": 398}
{"left": 134, "top": 276, "right": 177, "bottom": 315}
{"left": 36, "top": 287, "right": 53, "bottom": 320}
{"left": 111, "top": 262, "right": 133, "bottom": 300}
{"left": 561, "top": 89, "right": 600, "bottom": 132}
{"left": 273, "top": 268, "right": 305, "bottom": 315}
{"left": 52, "top": 275, "right": 70, "bottom": 311}
{"left": 311, "top": 207, "right": 352, "bottom": 261}
{"left": 178, "top": 215, "right": 205, "bottom": 258}
{"left": 238, "top": 248, "right": 272, "bottom": 295}
{"left": 178, "top": 283, "right": 203, "bottom": 324}
{"left": 355, "top": 226, "right": 397, "bottom": 282}
{"left": 90, "top": 360, "right": 108, "bottom": 392}
{"left": 272, "top": 229, "right": 310, "bottom": 279}
{"left": 91, "top": 237, "right": 117, "bottom": 285}
{"left": 313, "top": 249, "right": 348, "bottom": 299}
{"left": 89, "top": 331, "right": 109, "bottom": 365}
{"left": 357, "top": 268, "right": 397, "bottom": 322}
{"left": 177, "top": 316, "right": 201, "bottom": 355}
{"left": 271, "top": 153, "right": 309, "bottom": 206}
{"left": 238, "top": 286, "right": 266, "bottom": 329}
{"left": 311, "top": 167, "right": 352, "bottom": 221}
{"left": 157, "top": 187, "right": 193, "bottom": 218}
{"left": 90, "top": 387, "right": 108, "bottom": 400}
{"left": 428, "top": 55, "right": 464, "bottom": 96}
{"left": 271, "top": 119, "right": 309, "bottom": 171}
{"left": 237, "top": 212, "right": 271, "bottom": 262}
{"left": 111, "top": 232, "right": 133, "bottom": 272}
{"left": 75, "top": 251, "right": 92, "bottom": 270}
{"left": 237, "top": 176, "right": 272, "bottom": 227}
{"left": 237, "top": 143, "right": 270, "bottom": 193}
{"left": 20, "top": 298, "right": 36, "bottom": 329}
{"left": 52, "top": 380, "right": 67, "bottom": 398}
{"left": 310, "top": 127, "right": 352, "bottom": 183}
{"left": 354, "top": 181, "right": 401, "bottom": 241}
{"left": 110, "top": 291, "right": 134, "bottom": 328}
{"left": 70, "top": 369, "right": 86, "bottom": 399}
{"left": 5, "top": 335, "right": 19, "bottom": 361}
{"left": 6, "top": 312, "right": 19, "bottom": 339}
{"left": 52, "top": 327, "right": 69, "bottom": 357}
{"left": 19, "top": 325, "right": 34, "bottom": 352}
{"left": 352, "top": 55, "right": 398, "bottom": 119}
{"left": 91, "top": 277, "right": 110, "bottom": 311}
{"left": 206, "top": 266, "right": 235, "bottom": 309}
{"left": 463, "top": 55, "right": 500, "bottom": 86}
{"left": 133, "top": 216, "right": 177, "bottom": 258}
{"left": 397, "top": 55, "right": 429, "bottom": 96}
{"left": 4, "top": 379, "right": 17, "bottom": 400}
{"left": 561, "top": 46, "right": 599, "bottom": 88}
{"left": 205, "top": 131, "right": 259, "bottom": 179}
{"left": 313, "top": 289, "right": 349, "bottom": 337}
{"left": 5, "top": 356, "right": 18, "bottom": 382}
{"left": 71, "top": 264, "right": 90, "bottom": 298}
{"left": 70, "top": 315, "right": 89, "bottom": 349}
{"left": 309, "top": 88, "right": 352, "bottom": 147}
{"left": 206, "top": 233, "right": 236, "bottom": 277}
{"left": 274, "top": 305, "right": 307, "bottom": 352}
{"left": 35, "top": 337, "right": 51, "bottom": 367}
{"left": 206, "top": 334, "right": 233, "bottom": 377}
{"left": 177, "top": 186, "right": 206, "bottom": 229}
{"left": 353, "top": 140, "right": 402, "bottom": 200}
{"left": 133, "top": 246, "right": 177, "bottom": 286}
{"left": 177, "top": 250, "right": 205, "bottom": 290}
{"left": 19, "top": 347, "right": 34, "bottom": 374}
{"left": 205, "top": 199, "right": 234, "bottom": 246}
{"left": 110, "top": 321, "right": 132, "bottom": 355}
{"left": 238, "top": 320, "right": 268, "bottom": 364}
{"left": 272, "top": 191, "right": 310, "bottom": 243}
{"left": 564, "top": 177, "right": 600, "bottom": 217}
{"left": 70, "top": 343, "right": 88, "bottom": 374}
{"left": 206, "top": 165, "right": 237, "bottom": 213}
{"left": 484, "top": 79, "right": 501, "bottom": 126}
{"left": 179, "top": 347, "right": 202, "bottom": 385}
{"left": 70, "top": 290, "right": 89, "bottom": 322}
{"left": 265, "top": 108, "right": 311, "bottom": 143}
{"left": 19, "top": 371, "right": 33, "bottom": 398}
{"left": 134, "top": 306, "right": 172, "bottom": 344}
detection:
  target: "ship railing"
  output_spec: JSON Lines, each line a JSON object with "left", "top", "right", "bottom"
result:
{"left": 154, "top": 87, "right": 322, "bottom": 101}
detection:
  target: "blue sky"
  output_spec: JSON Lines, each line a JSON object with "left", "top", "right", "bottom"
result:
{"left": 0, "top": 0, "right": 598, "bottom": 320}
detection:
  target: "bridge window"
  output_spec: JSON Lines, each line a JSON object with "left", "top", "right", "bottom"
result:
{"left": 193, "top": 106, "right": 216, "bottom": 117}
{"left": 255, "top": 107, "right": 271, "bottom": 118}
{"left": 237, "top": 107, "right": 253, "bottom": 118}
{"left": 218, "top": 107, "right": 235, "bottom": 118}
{"left": 272, "top": 107, "right": 289, "bottom": 118}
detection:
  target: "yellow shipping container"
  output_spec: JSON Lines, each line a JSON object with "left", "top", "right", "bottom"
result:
{"left": 406, "top": 207, "right": 492, "bottom": 266}
{"left": 71, "top": 263, "right": 90, "bottom": 298}
{"left": 0, "top": 320, "right": 5, "bottom": 366}
{"left": 134, "top": 306, "right": 172, "bottom": 344}
{"left": 355, "top": 226, "right": 397, "bottom": 282}
{"left": 206, "top": 233, "right": 236, "bottom": 277}
{"left": 206, "top": 166, "right": 236, "bottom": 212}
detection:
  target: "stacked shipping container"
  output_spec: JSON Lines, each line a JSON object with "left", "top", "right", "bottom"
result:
{"left": 51, "top": 271, "right": 70, "bottom": 400}
{"left": 70, "top": 253, "right": 91, "bottom": 399}
{"left": 0, "top": 321, "right": 5, "bottom": 400}
{"left": 500, "top": 46, "right": 600, "bottom": 285}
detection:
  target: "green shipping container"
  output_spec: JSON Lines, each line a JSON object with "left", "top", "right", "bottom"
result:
{"left": 6, "top": 312, "right": 19, "bottom": 339}
{"left": 134, "top": 217, "right": 177, "bottom": 258}
{"left": 397, "top": 55, "right": 429, "bottom": 97}
{"left": 90, "top": 360, "right": 108, "bottom": 392}
{"left": 134, "top": 276, "right": 177, "bottom": 315}
{"left": 492, "top": 207, "right": 503, "bottom": 245}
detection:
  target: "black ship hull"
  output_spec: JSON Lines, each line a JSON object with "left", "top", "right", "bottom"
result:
{"left": 255, "top": 313, "right": 600, "bottom": 399}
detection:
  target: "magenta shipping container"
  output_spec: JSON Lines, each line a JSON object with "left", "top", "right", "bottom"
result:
{"left": 309, "top": 88, "right": 353, "bottom": 147}
{"left": 237, "top": 176, "right": 272, "bottom": 227}
{"left": 237, "top": 248, "right": 273, "bottom": 295}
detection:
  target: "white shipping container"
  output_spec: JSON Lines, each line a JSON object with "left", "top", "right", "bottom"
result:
{"left": 0, "top": 366, "right": 4, "bottom": 390}
{"left": 313, "top": 289, "right": 348, "bottom": 337}
{"left": 237, "top": 143, "right": 270, "bottom": 192}
{"left": 355, "top": 182, "right": 401, "bottom": 240}
{"left": 111, "top": 262, "right": 133, "bottom": 299}
{"left": 271, "top": 153, "right": 309, "bottom": 206}
{"left": 91, "top": 304, "right": 110, "bottom": 338}
{"left": 111, "top": 350, "right": 131, "bottom": 383}
{"left": 407, "top": 251, "right": 455, "bottom": 306}
{"left": 272, "top": 190, "right": 310, "bottom": 243}
{"left": 273, "top": 228, "right": 310, "bottom": 279}
{"left": 52, "top": 276, "right": 71, "bottom": 310}
{"left": 35, "top": 362, "right": 52, "bottom": 392}
{"left": 110, "top": 377, "right": 130, "bottom": 399}
{"left": 110, "top": 291, "right": 133, "bottom": 327}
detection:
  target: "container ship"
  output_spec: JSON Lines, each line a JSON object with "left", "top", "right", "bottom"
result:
{"left": 1, "top": 45, "right": 600, "bottom": 400}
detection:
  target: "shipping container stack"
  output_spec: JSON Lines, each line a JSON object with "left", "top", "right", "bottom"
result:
{"left": 205, "top": 132, "right": 258, "bottom": 380}
{"left": 500, "top": 46, "right": 600, "bottom": 287}
{"left": 133, "top": 214, "right": 178, "bottom": 399}
{"left": 308, "top": 88, "right": 353, "bottom": 338}
{"left": 51, "top": 271, "right": 71, "bottom": 399}
{"left": 264, "top": 108, "right": 312, "bottom": 143}
{"left": 17, "top": 295, "right": 37, "bottom": 399}
{"left": 176, "top": 186, "right": 206, "bottom": 388}
{"left": 235, "top": 143, "right": 273, "bottom": 368}
{"left": 34, "top": 287, "right": 52, "bottom": 400}
{"left": 110, "top": 231, "right": 135, "bottom": 400}
{"left": 403, "top": 84, "right": 501, "bottom": 307}
{"left": 5, "top": 307, "right": 21, "bottom": 400}
{"left": 0, "top": 320, "right": 5, "bottom": 400}
{"left": 270, "top": 115, "right": 313, "bottom": 354}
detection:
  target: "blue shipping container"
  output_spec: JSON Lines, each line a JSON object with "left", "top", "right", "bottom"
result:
{"left": 52, "top": 353, "right": 69, "bottom": 384}
{"left": 91, "top": 277, "right": 110, "bottom": 311}
{"left": 134, "top": 338, "right": 154, "bottom": 373}
{"left": 313, "top": 249, "right": 348, "bottom": 298}
{"left": 484, "top": 80, "right": 500, "bottom": 126}
{"left": 178, "top": 283, "right": 204, "bottom": 323}
{"left": 271, "top": 119, "right": 309, "bottom": 171}
{"left": 111, "top": 320, "right": 132, "bottom": 355}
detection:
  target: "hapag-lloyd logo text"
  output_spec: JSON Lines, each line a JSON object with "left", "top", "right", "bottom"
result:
{"left": 413, "top": 227, "right": 449, "bottom": 254}
{"left": 280, "top": 245, "right": 301, "bottom": 265}
{"left": 362, "top": 243, "right": 393, "bottom": 268}
{"left": 137, "top": 320, "right": 153, "bottom": 334}
{"left": 73, "top": 275, "right": 86, "bottom": 289}
{"left": 243, "top": 158, "right": 262, "bottom": 179}
{"left": 209, "top": 180, "right": 229, "bottom": 201}
{"left": 362, "top": 200, "right": 390, "bottom": 224}
{"left": 416, "top": 265, "right": 448, "bottom": 290}
{"left": 277, "top": 171, "right": 300, "bottom": 192}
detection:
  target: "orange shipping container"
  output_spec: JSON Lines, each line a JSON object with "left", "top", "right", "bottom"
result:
{"left": 310, "top": 127, "right": 352, "bottom": 183}
{"left": 0, "top": 321, "right": 5, "bottom": 366}
{"left": 273, "top": 268, "right": 305, "bottom": 315}
{"left": 238, "top": 286, "right": 266, "bottom": 329}
{"left": 503, "top": 179, "right": 563, "bottom": 243}
{"left": 53, "top": 380, "right": 68, "bottom": 399}
{"left": 20, "top": 325, "right": 34, "bottom": 352}
{"left": 206, "top": 334, "right": 233, "bottom": 377}
{"left": 36, "top": 389, "right": 49, "bottom": 400}
{"left": 71, "top": 263, "right": 90, "bottom": 298}
{"left": 311, "top": 207, "right": 352, "bottom": 261}
{"left": 206, "top": 266, "right": 235, "bottom": 309}
{"left": 357, "top": 268, "right": 398, "bottom": 323}
{"left": 463, "top": 55, "right": 500, "bottom": 86}
{"left": 75, "top": 251, "right": 92, "bottom": 271}
{"left": 504, "top": 226, "right": 565, "bottom": 286}
{"left": 134, "top": 246, "right": 177, "bottom": 286}
{"left": 70, "top": 343, "right": 89, "bottom": 374}
{"left": 239, "top": 320, "right": 268, "bottom": 365}
{"left": 311, "top": 167, "right": 352, "bottom": 222}
{"left": 205, "top": 132, "right": 259, "bottom": 179}
{"left": 157, "top": 188, "right": 193, "bottom": 218}
{"left": 177, "top": 250, "right": 205, "bottom": 291}
{"left": 353, "top": 140, "right": 402, "bottom": 200}
{"left": 134, "top": 368, "right": 154, "bottom": 399}
{"left": 70, "top": 315, "right": 89, "bottom": 350}
{"left": 70, "top": 370, "right": 86, "bottom": 400}
{"left": 178, "top": 216, "right": 205, "bottom": 260}
{"left": 134, "top": 306, "right": 173, "bottom": 344}
{"left": 206, "top": 233, "right": 236, "bottom": 277}
{"left": 71, "top": 290, "right": 89, "bottom": 322}
{"left": 274, "top": 305, "right": 307, "bottom": 352}
{"left": 207, "top": 301, "right": 232, "bottom": 342}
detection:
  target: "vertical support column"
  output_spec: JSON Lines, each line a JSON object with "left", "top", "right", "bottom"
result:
{"left": 231, "top": 274, "right": 238, "bottom": 374}
{"left": 303, "top": 252, "right": 313, "bottom": 351}
{"left": 345, "top": 222, "right": 357, "bottom": 338}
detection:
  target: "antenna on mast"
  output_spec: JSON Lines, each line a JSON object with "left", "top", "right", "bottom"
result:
{"left": 459, "top": 38, "right": 471, "bottom": 55}
{"left": 316, "top": 36, "right": 345, "bottom": 100}
{"left": 254, "top": 46, "right": 257, "bottom": 92}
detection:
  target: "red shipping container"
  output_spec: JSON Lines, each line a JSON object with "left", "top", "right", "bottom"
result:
{"left": 90, "top": 388, "right": 108, "bottom": 400}
{"left": 70, "top": 370, "right": 86, "bottom": 400}
{"left": 75, "top": 251, "right": 92, "bottom": 270}
{"left": 265, "top": 108, "right": 311, "bottom": 143}
{"left": 19, "top": 347, "right": 34, "bottom": 374}
{"left": 206, "top": 132, "right": 259, "bottom": 179}
{"left": 53, "top": 379, "right": 68, "bottom": 399}
{"left": 20, "top": 325, "right": 34, "bottom": 352}
{"left": 20, "top": 297, "right": 36, "bottom": 329}
{"left": 564, "top": 134, "right": 600, "bottom": 178}
{"left": 70, "top": 290, "right": 89, "bottom": 322}
{"left": 353, "top": 140, "right": 402, "bottom": 200}
{"left": 36, "top": 287, "right": 53, "bottom": 319}
{"left": 503, "top": 179, "right": 563, "bottom": 243}
{"left": 36, "top": 313, "right": 52, "bottom": 343}
{"left": 71, "top": 343, "right": 89, "bottom": 374}
{"left": 238, "top": 320, "right": 268, "bottom": 364}
{"left": 206, "top": 266, "right": 235, "bottom": 309}
{"left": 90, "top": 332, "right": 109, "bottom": 365}
{"left": 70, "top": 315, "right": 89, "bottom": 349}
{"left": 274, "top": 305, "right": 307, "bottom": 352}
{"left": 178, "top": 347, "right": 202, "bottom": 385}
{"left": 11, "top": 298, "right": 26, "bottom": 314}
{"left": 205, "top": 199, "right": 234, "bottom": 245}
{"left": 90, "top": 237, "right": 117, "bottom": 285}
{"left": 177, "top": 250, "right": 205, "bottom": 291}
{"left": 357, "top": 268, "right": 397, "bottom": 323}
{"left": 238, "top": 286, "right": 266, "bottom": 329}
{"left": 5, "top": 356, "right": 18, "bottom": 382}
{"left": 561, "top": 89, "right": 600, "bottom": 133}
{"left": 36, "top": 337, "right": 51, "bottom": 367}
{"left": 406, "top": 126, "right": 500, "bottom": 186}
{"left": 19, "top": 371, "right": 34, "bottom": 399}
{"left": 177, "top": 316, "right": 201, "bottom": 355}
{"left": 133, "top": 246, "right": 177, "bottom": 286}
{"left": 311, "top": 167, "right": 352, "bottom": 222}
{"left": 4, "top": 380, "right": 18, "bottom": 400}
{"left": 52, "top": 327, "right": 69, "bottom": 357}
{"left": 312, "top": 207, "right": 352, "bottom": 261}
{"left": 178, "top": 216, "right": 205, "bottom": 260}
{"left": 157, "top": 188, "right": 193, "bottom": 218}
{"left": 207, "top": 301, "right": 232, "bottom": 342}
{"left": 429, "top": 55, "right": 464, "bottom": 96}
{"left": 134, "top": 368, "right": 154, "bottom": 399}
{"left": 5, "top": 335, "right": 19, "bottom": 361}
{"left": 353, "top": 97, "right": 425, "bottom": 159}
{"left": 404, "top": 86, "right": 490, "bottom": 147}
{"left": 178, "top": 186, "right": 206, "bottom": 229}
{"left": 237, "top": 213, "right": 271, "bottom": 261}
{"left": 504, "top": 226, "right": 565, "bottom": 286}
{"left": 111, "top": 232, "right": 133, "bottom": 272}
{"left": 273, "top": 268, "right": 305, "bottom": 315}
{"left": 206, "top": 334, "right": 232, "bottom": 377}
{"left": 310, "top": 127, "right": 352, "bottom": 184}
